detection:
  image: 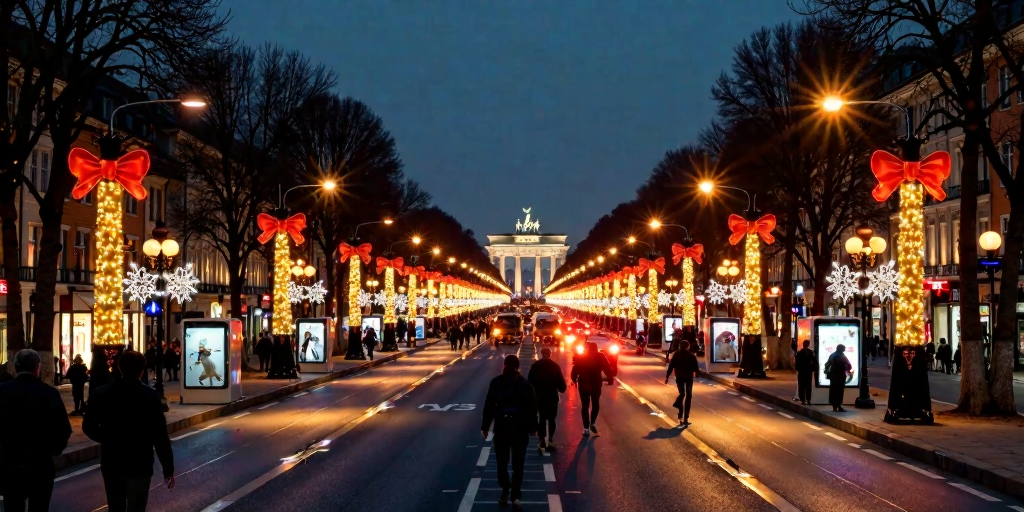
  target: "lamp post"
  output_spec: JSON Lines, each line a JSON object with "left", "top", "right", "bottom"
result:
{"left": 665, "top": 279, "right": 679, "bottom": 316}
{"left": 142, "top": 221, "right": 180, "bottom": 411}
{"left": 715, "top": 259, "right": 742, "bottom": 317}
{"left": 291, "top": 259, "right": 316, "bottom": 318}
{"left": 844, "top": 226, "right": 888, "bottom": 409}
{"left": 979, "top": 231, "right": 1003, "bottom": 346}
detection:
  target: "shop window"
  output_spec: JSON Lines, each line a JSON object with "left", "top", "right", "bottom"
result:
{"left": 75, "top": 229, "right": 90, "bottom": 269}
{"left": 25, "top": 148, "right": 50, "bottom": 193}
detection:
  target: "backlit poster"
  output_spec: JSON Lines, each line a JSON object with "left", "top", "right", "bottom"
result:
{"left": 816, "top": 322, "right": 860, "bottom": 387}
{"left": 636, "top": 319, "right": 645, "bottom": 335}
{"left": 296, "top": 320, "right": 327, "bottom": 363}
{"left": 663, "top": 315, "right": 683, "bottom": 343}
{"left": 415, "top": 316, "right": 426, "bottom": 339}
{"left": 184, "top": 324, "right": 228, "bottom": 389}
{"left": 710, "top": 319, "right": 740, "bottom": 363}
{"left": 361, "top": 316, "right": 382, "bottom": 338}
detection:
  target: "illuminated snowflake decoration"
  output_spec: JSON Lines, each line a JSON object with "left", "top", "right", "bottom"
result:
{"left": 826, "top": 262, "right": 861, "bottom": 304}
{"left": 867, "top": 260, "right": 899, "bottom": 303}
{"left": 430, "top": 298, "right": 439, "bottom": 307}
{"left": 728, "top": 281, "right": 748, "bottom": 304}
{"left": 373, "top": 291, "right": 387, "bottom": 306}
{"left": 657, "top": 291, "right": 671, "bottom": 307}
{"left": 124, "top": 263, "right": 158, "bottom": 304}
{"left": 618, "top": 296, "right": 632, "bottom": 309}
{"left": 288, "top": 281, "right": 306, "bottom": 304}
{"left": 163, "top": 264, "right": 200, "bottom": 305}
{"left": 416, "top": 296, "right": 429, "bottom": 309}
{"left": 306, "top": 280, "right": 327, "bottom": 304}
{"left": 357, "top": 290, "right": 374, "bottom": 307}
{"left": 395, "top": 294, "right": 408, "bottom": 313}
{"left": 638, "top": 293, "right": 651, "bottom": 310}
{"left": 706, "top": 280, "right": 729, "bottom": 305}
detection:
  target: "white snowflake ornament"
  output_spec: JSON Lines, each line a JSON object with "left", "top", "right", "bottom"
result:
{"left": 306, "top": 281, "right": 327, "bottom": 304}
{"left": 287, "top": 281, "right": 305, "bottom": 304}
{"left": 124, "top": 263, "right": 158, "bottom": 304}
{"left": 373, "top": 291, "right": 387, "bottom": 306}
{"left": 706, "top": 280, "right": 728, "bottom": 305}
{"left": 357, "top": 290, "right": 374, "bottom": 307}
{"left": 826, "top": 262, "right": 861, "bottom": 304}
{"left": 163, "top": 264, "right": 200, "bottom": 305}
{"left": 395, "top": 294, "right": 408, "bottom": 313}
{"left": 416, "top": 296, "right": 429, "bottom": 309}
{"left": 867, "top": 260, "right": 899, "bottom": 303}
{"left": 728, "top": 281, "right": 748, "bottom": 304}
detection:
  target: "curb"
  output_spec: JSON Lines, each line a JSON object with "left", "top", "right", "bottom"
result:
{"left": 55, "top": 339, "right": 441, "bottom": 471}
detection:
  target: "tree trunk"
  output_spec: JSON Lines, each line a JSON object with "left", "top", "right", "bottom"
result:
{"left": 334, "top": 259, "right": 348, "bottom": 355}
{"left": 777, "top": 221, "right": 797, "bottom": 371}
{"left": 230, "top": 269, "right": 257, "bottom": 372}
{"left": 955, "top": 141, "right": 993, "bottom": 414}
{"left": 991, "top": 184, "right": 1022, "bottom": 414}
{"left": 811, "top": 254, "right": 831, "bottom": 316}
{"left": 30, "top": 181, "right": 66, "bottom": 388}
{"left": 0, "top": 181, "right": 25, "bottom": 367}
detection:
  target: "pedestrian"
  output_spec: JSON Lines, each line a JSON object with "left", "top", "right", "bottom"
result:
{"left": 162, "top": 341, "right": 176, "bottom": 382}
{"left": 868, "top": 336, "right": 878, "bottom": 360}
{"left": 255, "top": 331, "right": 273, "bottom": 372}
{"left": 794, "top": 340, "right": 816, "bottom": 405}
{"left": 461, "top": 319, "right": 473, "bottom": 348}
{"left": 54, "top": 356, "right": 64, "bottom": 386}
{"left": 397, "top": 316, "right": 409, "bottom": 348}
{"left": 145, "top": 339, "right": 159, "bottom": 384}
{"left": 66, "top": 355, "right": 90, "bottom": 415}
{"left": 83, "top": 350, "right": 174, "bottom": 512}
{"left": 267, "top": 336, "right": 299, "bottom": 379}
{"left": 823, "top": 344, "right": 853, "bottom": 412}
{"left": 937, "top": 338, "right": 953, "bottom": 374}
{"left": 363, "top": 327, "right": 378, "bottom": 361}
{"left": 925, "top": 339, "right": 936, "bottom": 371}
{"left": 448, "top": 323, "right": 459, "bottom": 351}
{"left": 0, "top": 349, "right": 73, "bottom": 512}
{"left": 570, "top": 341, "right": 614, "bottom": 436}
{"left": 665, "top": 340, "right": 699, "bottom": 426}
{"left": 481, "top": 354, "right": 537, "bottom": 510}
{"left": 953, "top": 346, "right": 962, "bottom": 374}
{"left": 527, "top": 347, "right": 567, "bottom": 453}
{"left": 171, "top": 341, "right": 182, "bottom": 381}
{"left": 475, "top": 318, "right": 484, "bottom": 344}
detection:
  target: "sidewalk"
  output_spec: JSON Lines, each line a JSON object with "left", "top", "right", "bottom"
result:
{"left": 611, "top": 334, "right": 1024, "bottom": 501}
{"left": 55, "top": 340, "right": 440, "bottom": 471}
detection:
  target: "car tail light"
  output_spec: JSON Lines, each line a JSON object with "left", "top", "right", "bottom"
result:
{"left": 608, "top": 344, "right": 620, "bottom": 355}
{"left": 575, "top": 344, "right": 585, "bottom": 355}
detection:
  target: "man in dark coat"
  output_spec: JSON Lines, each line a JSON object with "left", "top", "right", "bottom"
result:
{"left": 65, "top": 354, "right": 90, "bottom": 415}
{"left": 824, "top": 344, "right": 853, "bottom": 412}
{"left": 648, "top": 322, "right": 662, "bottom": 351}
{"left": 665, "top": 340, "right": 699, "bottom": 425}
{"left": 461, "top": 320, "right": 473, "bottom": 349}
{"left": 255, "top": 332, "right": 274, "bottom": 372}
{"left": 794, "top": 340, "right": 816, "bottom": 405}
{"left": 481, "top": 354, "right": 537, "bottom": 509}
{"left": 84, "top": 350, "right": 174, "bottom": 512}
{"left": 0, "top": 349, "right": 72, "bottom": 511}
{"left": 936, "top": 339, "right": 953, "bottom": 374}
{"left": 448, "top": 324, "right": 460, "bottom": 351}
{"left": 570, "top": 341, "right": 614, "bottom": 436}
{"left": 396, "top": 317, "right": 409, "bottom": 348}
{"left": 527, "top": 347, "right": 567, "bottom": 452}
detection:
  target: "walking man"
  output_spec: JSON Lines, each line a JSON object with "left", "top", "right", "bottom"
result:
{"left": 66, "top": 354, "right": 90, "bottom": 415}
{"left": 665, "top": 340, "right": 699, "bottom": 426}
{"left": 823, "top": 344, "right": 853, "bottom": 412}
{"left": 571, "top": 341, "right": 614, "bottom": 436}
{"left": 0, "top": 349, "right": 73, "bottom": 511}
{"left": 256, "top": 331, "right": 273, "bottom": 372}
{"left": 84, "top": 351, "right": 175, "bottom": 512}
{"left": 528, "top": 347, "right": 567, "bottom": 453}
{"left": 795, "top": 340, "right": 816, "bottom": 405}
{"left": 481, "top": 355, "right": 537, "bottom": 510}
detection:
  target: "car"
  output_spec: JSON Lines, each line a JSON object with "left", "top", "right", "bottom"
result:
{"left": 491, "top": 313, "right": 524, "bottom": 344}
{"left": 533, "top": 313, "right": 561, "bottom": 344}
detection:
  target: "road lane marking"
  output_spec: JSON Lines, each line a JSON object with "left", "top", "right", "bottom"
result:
{"left": 863, "top": 449, "right": 893, "bottom": 460}
{"left": 54, "top": 464, "right": 100, "bottom": 482}
{"left": 1008, "top": 506, "right": 1024, "bottom": 511}
{"left": 458, "top": 478, "right": 481, "bottom": 512}
{"left": 848, "top": 443, "right": 862, "bottom": 448}
{"left": 549, "top": 494, "right": 563, "bottom": 511}
{"left": 802, "top": 422, "right": 822, "bottom": 431}
{"left": 737, "top": 424, "right": 752, "bottom": 432}
{"left": 486, "top": 428, "right": 494, "bottom": 442}
{"left": 948, "top": 483, "right": 1000, "bottom": 501}
{"left": 777, "top": 412, "right": 794, "bottom": 419}
{"left": 728, "top": 391, "right": 739, "bottom": 396}
{"left": 757, "top": 404, "right": 774, "bottom": 410}
{"left": 824, "top": 433, "right": 847, "bottom": 441}
{"left": 615, "top": 379, "right": 800, "bottom": 512}
{"left": 257, "top": 401, "right": 279, "bottom": 410}
{"left": 741, "top": 396, "right": 756, "bottom": 402}
{"left": 896, "top": 462, "right": 944, "bottom": 479}
{"left": 477, "top": 447, "right": 491, "bottom": 467}
{"left": 231, "top": 412, "right": 250, "bottom": 420}
{"left": 543, "top": 463, "right": 555, "bottom": 481}
{"left": 200, "top": 421, "right": 224, "bottom": 431}
{"left": 293, "top": 392, "right": 308, "bottom": 397}
{"left": 171, "top": 431, "right": 200, "bottom": 441}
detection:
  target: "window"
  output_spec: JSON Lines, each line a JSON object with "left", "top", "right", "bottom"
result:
{"left": 27, "top": 224, "right": 41, "bottom": 266}
{"left": 980, "top": 218, "right": 990, "bottom": 235}
{"left": 951, "top": 149, "right": 961, "bottom": 187}
{"left": 1000, "top": 215, "right": 1009, "bottom": 255}
{"left": 926, "top": 222, "right": 936, "bottom": 265}
{"left": 940, "top": 222, "right": 949, "bottom": 265}
{"left": 123, "top": 194, "right": 138, "bottom": 216}
{"left": 102, "top": 97, "right": 114, "bottom": 120}
{"left": 78, "top": 190, "right": 92, "bottom": 205}
{"left": 1000, "top": 66, "right": 1012, "bottom": 109}
{"left": 7, "top": 83, "right": 16, "bottom": 119}
{"left": 75, "top": 229, "right": 90, "bottom": 270}
{"left": 953, "top": 219, "right": 961, "bottom": 264}
{"left": 149, "top": 188, "right": 162, "bottom": 221}
{"left": 1000, "top": 142, "right": 1014, "bottom": 188}
{"left": 60, "top": 227, "right": 69, "bottom": 269}
{"left": 26, "top": 148, "right": 52, "bottom": 193}
{"left": 982, "top": 82, "right": 989, "bottom": 108}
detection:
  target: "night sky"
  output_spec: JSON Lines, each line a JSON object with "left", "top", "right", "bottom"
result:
{"left": 220, "top": 0, "right": 798, "bottom": 248}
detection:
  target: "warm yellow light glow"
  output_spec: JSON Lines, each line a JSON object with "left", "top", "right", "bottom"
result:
{"left": 609, "top": 248, "right": 617, "bottom": 255}
{"left": 628, "top": 236, "right": 637, "bottom": 244}
{"left": 588, "top": 261, "right": 595, "bottom": 267}
{"left": 728, "top": 266, "right": 740, "bottom": 277}
{"left": 699, "top": 181, "right": 714, "bottom": 194}
{"left": 272, "top": 231, "right": 294, "bottom": 335}
{"left": 304, "top": 266, "right": 316, "bottom": 277}
{"left": 821, "top": 96, "right": 844, "bottom": 112}
{"left": 161, "top": 239, "right": 179, "bottom": 257}
{"left": 979, "top": 230, "right": 1003, "bottom": 252}
{"left": 93, "top": 182, "right": 125, "bottom": 346}
{"left": 649, "top": 219, "right": 661, "bottom": 229}
{"left": 845, "top": 237, "right": 864, "bottom": 255}
{"left": 461, "top": 262, "right": 467, "bottom": 269}
{"left": 613, "top": 277, "right": 622, "bottom": 318}
{"left": 627, "top": 274, "right": 637, "bottom": 321}
{"left": 181, "top": 99, "right": 207, "bottom": 108}
{"left": 682, "top": 258, "right": 696, "bottom": 326}
{"left": 896, "top": 183, "right": 924, "bottom": 346}
{"left": 322, "top": 180, "right": 337, "bottom": 191}
{"left": 142, "top": 239, "right": 162, "bottom": 258}
{"left": 426, "top": 278, "right": 436, "bottom": 319}
{"left": 384, "top": 267, "right": 396, "bottom": 324}
{"left": 743, "top": 232, "right": 762, "bottom": 335}
{"left": 597, "top": 256, "right": 604, "bottom": 263}
{"left": 383, "top": 219, "right": 394, "bottom": 225}
{"left": 869, "top": 237, "right": 887, "bottom": 255}
{"left": 448, "top": 257, "right": 456, "bottom": 264}
{"left": 717, "top": 266, "right": 728, "bottom": 277}
{"left": 292, "top": 266, "right": 304, "bottom": 277}
{"left": 408, "top": 274, "right": 418, "bottom": 316}
{"left": 432, "top": 247, "right": 441, "bottom": 255}
{"left": 648, "top": 269, "right": 659, "bottom": 324}
{"left": 411, "top": 236, "right": 421, "bottom": 245}
{"left": 348, "top": 256, "right": 362, "bottom": 328}
{"left": 770, "top": 286, "right": 780, "bottom": 295}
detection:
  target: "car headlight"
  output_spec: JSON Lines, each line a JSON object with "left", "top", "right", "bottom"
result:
{"left": 493, "top": 328, "right": 501, "bottom": 336}
{"left": 566, "top": 335, "right": 576, "bottom": 343}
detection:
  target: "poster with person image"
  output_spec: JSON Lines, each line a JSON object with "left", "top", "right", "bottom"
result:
{"left": 361, "top": 316, "right": 382, "bottom": 338}
{"left": 296, "top": 320, "right": 327, "bottom": 363}
{"left": 816, "top": 322, "right": 860, "bottom": 387}
{"left": 663, "top": 315, "right": 683, "bottom": 343}
{"left": 183, "top": 325, "right": 228, "bottom": 389}
{"left": 710, "top": 319, "right": 740, "bottom": 363}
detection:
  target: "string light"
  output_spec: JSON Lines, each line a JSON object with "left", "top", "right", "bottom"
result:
{"left": 896, "top": 182, "right": 924, "bottom": 346}
{"left": 407, "top": 274, "right": 418, "bottom": 317}
{"left": 426, "top": 278, "right": 436, "bottom": 319}
{"left": 348, "top": 257, "right": 362, "bottom": 329}
{"left": 743, "top": 233, "right": 762, "bottom": 335}
{"left": 272, "top": 231, "right": 293, "bottom": 335}
{"left": 647, "top": 269, "right": 659, "bottom": 324}
{"left": 438, "top": 280, "right": 448, "bottom": 318}
{"left": 627, "top": 274, "right": 637, "bottom": 321}
{"left": 682, "top": 258, "right": 696, "bottom": 325}
{"left": 383, "top": 267, "right": 396, "bottom": 324}
{"left": 612, "top": 277, "right": 621, "bottom": 317}
{"left": 93, "top": 181, "right": 125, "bottom": 346}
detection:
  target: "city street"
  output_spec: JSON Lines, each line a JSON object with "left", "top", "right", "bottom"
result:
{"left": 45, "top": 334, "right": 1024, "bottom": 512}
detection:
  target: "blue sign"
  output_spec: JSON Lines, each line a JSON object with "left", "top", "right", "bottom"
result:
{"left": 144, "top": 300, "right": 162, "bottom": 317}
{"left": 415, "top": 316, "right": 426, "bottom": 340}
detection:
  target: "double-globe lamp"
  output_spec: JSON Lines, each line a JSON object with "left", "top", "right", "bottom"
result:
{"left": 143, "top": 237, "right": 179, "bottom": 259}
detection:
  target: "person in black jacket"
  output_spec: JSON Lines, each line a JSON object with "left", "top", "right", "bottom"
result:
{"left": 794, "top": 340, "right": 816, "bottom": 405}
{"left": 84, "top": 350, "right": 174, "bottom": 512}
{"left": 571, "top": 341, "right": 614, "bottom": 436}
{"left": 665, "top": 340, "right": 699, "bottom": 425}
{"left": 448, "top": 324, "right": 460, "bottom": 351}
{"left": 481, "top": 354, "right": 537, "bottom": 509}
{"left": 527, "top": 347, "right": 567, "bottom": 453}
{"left": 0, "top": 349, "right": 73, "bottom": 512}
{"left": 255, "top": 332, "right": 274, "bottom": 372}
{"left": 65, "top": 354, "right": 90, "bottom": 415}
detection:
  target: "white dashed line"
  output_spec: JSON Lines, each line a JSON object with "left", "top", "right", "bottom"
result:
{"left": 736, "top": 425, "right": 752, "bottom": 432}
{"left": 548, "top": 494, "right": 563, "bottom": 511}
{"left": 741, "top": 396, "right": 756, "bottom": 402}
{"left": 171, "top": 431, "right": 200, "bottom": 441}
{"left": 53, "top": 464, "right": 100, "bottom": 482}
{"left": 476, "top": 447, "right": 490, "bottom": 467}
{"left": 1007, "top": 506, "right": 1024, "bottom": 511}
{"left": 457, "top": 478, "right": 481, "bottom": 512}
{"left": 942, "top": 483, "right": 999, "bottom": 499}
{"left": 199, "top": 421, "right": 224, "bottom": 431}
{"left": 863, "top": 449, "right": 893, "bottom": 460}
{"left": 757, "top": 404, "right": 773, "bottom": 410}
{"left": 257, "top": 401, "right": 279, "bottom": 410}
{"left": 543, "top": 463, "right": 555, "bottom": 481}
{"left": 802, "top": 422, "right": 822, "bottom": 431}
{"left": 728, "top": 392, "right": 739, "bottom": 396}
{"left": 486, "top": 429, "right": 494, "bottom": 442}
{"left": 896, "top": 462, "right": 944, "bottom": 479}
{"left": 776, "top": 412, "right": 794, "bottom": 419}
{"left": 848, "top": 443, "right": 861, "bottom": 449}
{"left": 824, "top": 433, "right": 847, "bottom": 441}
{"left": 231, "top": 412, "right": 250, "bottom": 420}
{"left": 293, "top": 392, "right": 308, "bottom": 397}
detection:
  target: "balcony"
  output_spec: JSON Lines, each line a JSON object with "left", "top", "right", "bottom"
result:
{"left": 924, "top": 264, "right": 960, "bottom": 277}
{"left": 0, "top": 266, "right": 96, "bottom": 285}
{"left": 925, "top": 180, "right": 990, "bottom": 206}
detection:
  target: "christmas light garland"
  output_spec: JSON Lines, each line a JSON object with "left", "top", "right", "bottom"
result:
{"left": 682, "top": 258, "right": 696, "bottom": 325}
{"left": 896, "top": 182, "right": 924, "bottom": 346}
{"left": 93, "top": 181, "right": 125, "bottom": 346}
{"left": 272, "top": 231, "right": 294, "bottom": 335}
{"left": 742, "top": 233, "right": 762, "bottom": 335}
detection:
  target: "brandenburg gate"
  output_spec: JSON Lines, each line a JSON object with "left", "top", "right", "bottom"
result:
{"left": 485, "top": 207, "right": 569, "bottom": 296}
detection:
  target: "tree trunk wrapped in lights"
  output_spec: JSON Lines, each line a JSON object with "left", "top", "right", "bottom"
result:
{"left": 407, "top": 271, "right": 419, "bottom": 317}
{"left": 256, "top": 212, "right": 307, "bottom": 336}
{"left": 638, "top": 257, "right": 665, "bottom": 328}
{"left": 339, "top": 242, "right": 372, "bottom": 359}
{"left": 438, "top": 278, "right": 449, "bottom": 319}
{"left": 612, "top": 275, "right": 622, "bottom": 318}
{"left": 626, "top": 268, "right": 638, "bottom": 336}
{"left": 68, "top": 142, "right": 150, "bottom": 385}
{"left": 869, "top": 144, "right": 949, "bottom": 424}
{"left": 727, "top": 213, "right": 776, "bottom": 378}
{"left": 672, "top": 243, "right": 704, "bottom": 327}
{"left": 376, "top": 256, "right": 403, "bottom": 351}
{"left": 426, "top": 273, "right": 439, "bottom": 320}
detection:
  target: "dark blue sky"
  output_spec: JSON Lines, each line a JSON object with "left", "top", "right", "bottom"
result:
{"left": 221, "top": 1, "right": 798, "bottom": 248}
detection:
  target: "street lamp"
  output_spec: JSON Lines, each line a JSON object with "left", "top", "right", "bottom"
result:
{"left": 715, "top": 259, "right": 742, "bottom": 317}
{"left": 820, "top": 96, "right": 912, "bottom": 138}
{"left": 109, "top": 97, "right": 206, "bottom": 134}
{"left": 844, "top": 226, "right": 888, "bottom": 409}
{"left": 979, "top": 231, "right": 1003, "bottom": 343}
{"left": 665, "top": 279, "right": 679, "bottom": 316}
{"left": 142, "top": 221, "right": 181, "bottom": 411}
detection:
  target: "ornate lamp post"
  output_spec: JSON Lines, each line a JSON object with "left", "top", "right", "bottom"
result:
{"left": 141, "top": 222, "right": 179, "bottom": 410}
{"left": 290, "top": 260, "right": 316, "bottom": 318}
{"left": 979, "top": 231, "right": 1003, "bottom": 344}
{"left": 844, "top": 226, "right": 888, "bottom": 409}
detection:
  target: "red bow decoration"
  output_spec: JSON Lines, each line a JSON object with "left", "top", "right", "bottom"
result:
{"left": 257, "top": 212, "right": 306, "bottom": 245}
{"left": 870, "top": 150, "right": 951, "bottom": 202}
{"left": 621, "top": 266, "right": 633, "bottom": 277}
{"left": 404, "top": 266, "right": 426, "bottom": 279}
{"left": 338, "top": 242, "right": 373, "bottom": 264}
{"left": 68, "top": 147, "right": 150, "bottom": 201}
{"left": 636, "top": 257, "right": 666, "bottom": 275}
{"left": 376, "top": 256, "right": 404, "bottom": 275}
{"left": 671, "top": 243, "right": 704, "bottom": 265}
{"left": 425, "top": 271, "right": 442, "bottom": 281}
{"left": 728, "top": 214, "right": 776, "bottom": 246}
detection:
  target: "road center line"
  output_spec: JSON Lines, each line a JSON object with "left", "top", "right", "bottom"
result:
{"left": 948, "top": 483, "right": 1000, "bottom": 501}
{"left": 257, "top": 401, "right": 279, "bottom": 410}
{"left": 741, "top": 396, "right": 756, "bottom": 402}
{"left": 548, "top": 494, "right": 563, "bottom": 512}
{"left": 848, "top": 443, "right": 861, "bottom": 448}
{"left": 824, "top": 433, "right": 847, "bottom": 441}
{"left": 293, "top": 392, "right": 308, "bottom": 397}
{"left": 477, "top": 447, "right": 491, "bottom": 467}
{"left": 802, "top": 422, "right": 822, "bottom": 431}
{"left": 54, "top": 464, "right": 100, "bottom": 482}
{"left": 863, "top": 449, "right": 893, "bottom": 460}
{"left": 170, "top": 431, "right": 199, "bottom": 441}
{"left": 896, "top": 462, "right": 944, "bottom": 479}
{"left": 458, "top": 477, "right": 481, "bottom": 512}
{"left": 776, "top": 412, "right": 794, "bottom": 419}
{"left": 543, "top": 463, "right": 555, "bottom": 481}
{"left": 757, "top": 404, "right": 774, "bottom": 410}
{"left": 231, "top": 412, "right": 250, "bottom": 420}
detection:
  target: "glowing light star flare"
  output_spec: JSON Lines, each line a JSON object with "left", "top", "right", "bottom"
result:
{"left": 93, "top": 181, "right": 127, "bottom": 346}
{"left": 896, "top": 183, "right": 925, "bottom": 346}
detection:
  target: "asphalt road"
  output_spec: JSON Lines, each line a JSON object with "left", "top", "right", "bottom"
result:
{"left": 46, "top": 334, "right": 1024, "bottom": 512}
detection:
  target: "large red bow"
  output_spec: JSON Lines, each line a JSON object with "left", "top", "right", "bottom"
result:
{"left": 728, "top": 214, "right": 776, "bottom": 246}
{"left": 68, "top": 147, "right": 150, "bottom": 201}
{"left": 257, "top": 213, "right": 306, "bottom": 245}
{"left": 338, "top": 242, "right": 373, "bottom": 264}
{"left": 403, "top": 265, "right": 426, "bottom": 278}
{"left": 671, "top": 243, "right": 704, "bottom": 265}
{"left": 870, "top": 150, "right": 951, "bottom": 202}
{"left": 621, "top": 266, "right": 633, "bottom": 277}
{"left": 636, "top": 257, "right": 666, "bottom": 275}
{"left": 376, "top": 256, "right": 404, "bottom": 274}
{"left": 425, "top": 271, "right": 442, "bottom": 281}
